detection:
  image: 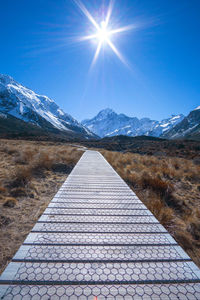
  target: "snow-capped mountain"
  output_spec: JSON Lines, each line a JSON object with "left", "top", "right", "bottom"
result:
{"left": 147, "top": 114, "right": 185, "bottom": 137}
{"left": 82, "top": 108, "right": 184, "bottom": 138}
{"left": 162, "top": 106, "right": 200, "bottom": 140}
{"left": 0, "top": 74, "right": 95, "bottom": 139}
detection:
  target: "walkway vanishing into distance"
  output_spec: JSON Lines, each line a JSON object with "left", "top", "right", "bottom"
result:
{"left": 1, "top": 150, "right": 200, "bottom": 299}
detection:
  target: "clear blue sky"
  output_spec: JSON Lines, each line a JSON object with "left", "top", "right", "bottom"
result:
{"left": 0, "top": 0, "right": 200, "bottom": 121}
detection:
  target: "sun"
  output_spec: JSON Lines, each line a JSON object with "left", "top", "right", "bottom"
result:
{"left": 96, "top": 21, "right": 110, "bottom": 43}
{"left": 74, "top": 0, "right": 135, "bottom": 68}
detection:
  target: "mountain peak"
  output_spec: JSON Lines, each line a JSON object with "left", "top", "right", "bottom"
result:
{"left": 194, "top": 105, "right": 200, "bottom": 111}
{"left": 98, "top": 108, "right": 115, "bottom": 116}
{"left": 95, "top": 108, "right": 116, "bottom": 121}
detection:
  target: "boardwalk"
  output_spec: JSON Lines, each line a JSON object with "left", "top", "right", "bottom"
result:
{"left": 0, "top": 150, "right": 200, "bottom": 299}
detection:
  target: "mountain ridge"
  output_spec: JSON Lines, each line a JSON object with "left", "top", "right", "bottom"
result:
{"left": 0, "top": 74, "right": 96, "bottom": 139}
{"left": 162, "top": 106, "right": 200, "bottom": 140}
{"left": 82, "top": 108, "right": 184, "bottom": 138}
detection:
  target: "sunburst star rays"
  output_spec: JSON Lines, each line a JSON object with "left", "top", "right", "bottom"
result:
{"left": 74, "top": 0, "right": 135, "bottom": 68}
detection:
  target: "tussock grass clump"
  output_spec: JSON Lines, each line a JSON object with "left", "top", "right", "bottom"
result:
{"left": 139, "top": 173, "right": 173, "bottom": 197}
{"left": 0, "top": 186, "right": 7, "bottom": 194}
{"left": 13, "top": 148, "right": 35, "bottom": 165}
{"left": 33, "top": 152, "right": 53, "bottom": 171}
{"left": 2, "top": 146, "right": 19, "bottom": 155}
{"left": 10, "top": 166, "right": 32, "bottom": 187}
{"left": 101, "top": 149, "right": 200, "bottom": 267}
{"left": 3, "top": 197, "right": 18, "bottom": 208}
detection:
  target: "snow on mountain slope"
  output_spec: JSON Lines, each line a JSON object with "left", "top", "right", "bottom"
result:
{"left": 82, "top": 109, "right": 142, "bottom": 137}
{"left": 82, "top": 108, "right": 184, "bottom": 138}
{"left": 147, "top": 114, "right": 184, "bottom": 137}
{"left": 0, "top": 74, "right": 95, "bottom": 138}
{"left": 162, "top": 106, "right": 200, "bottom": 140}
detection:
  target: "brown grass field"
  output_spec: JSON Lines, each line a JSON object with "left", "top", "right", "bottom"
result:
{"left": 0, "top": 139, "right": 82, "bottom": 274}
{"left": 101, "top": 149, "right": 200, "bottom": 267}
{"left": 0, "top": 138, "right": 200, "bottom": 274}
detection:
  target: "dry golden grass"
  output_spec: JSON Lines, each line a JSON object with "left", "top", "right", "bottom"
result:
{"left": 3, "top": 197, "right": 18, "bottom": 208}
{"left": 101, "top": 149, "right": 200, "bottom": 267}
{"left": 0, "top": 139, "right": 82, "bottom": 274}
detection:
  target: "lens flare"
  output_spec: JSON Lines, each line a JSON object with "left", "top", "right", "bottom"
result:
{"left": 74, "top": 0, "right": 135, "bottom": 68}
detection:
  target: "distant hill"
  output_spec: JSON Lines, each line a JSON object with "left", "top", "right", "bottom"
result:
{"left": 101, "top": 135, "right": 164, "bottom": 143}
{"left": 81, "top": 134, "right": 200, "bottom": 159}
